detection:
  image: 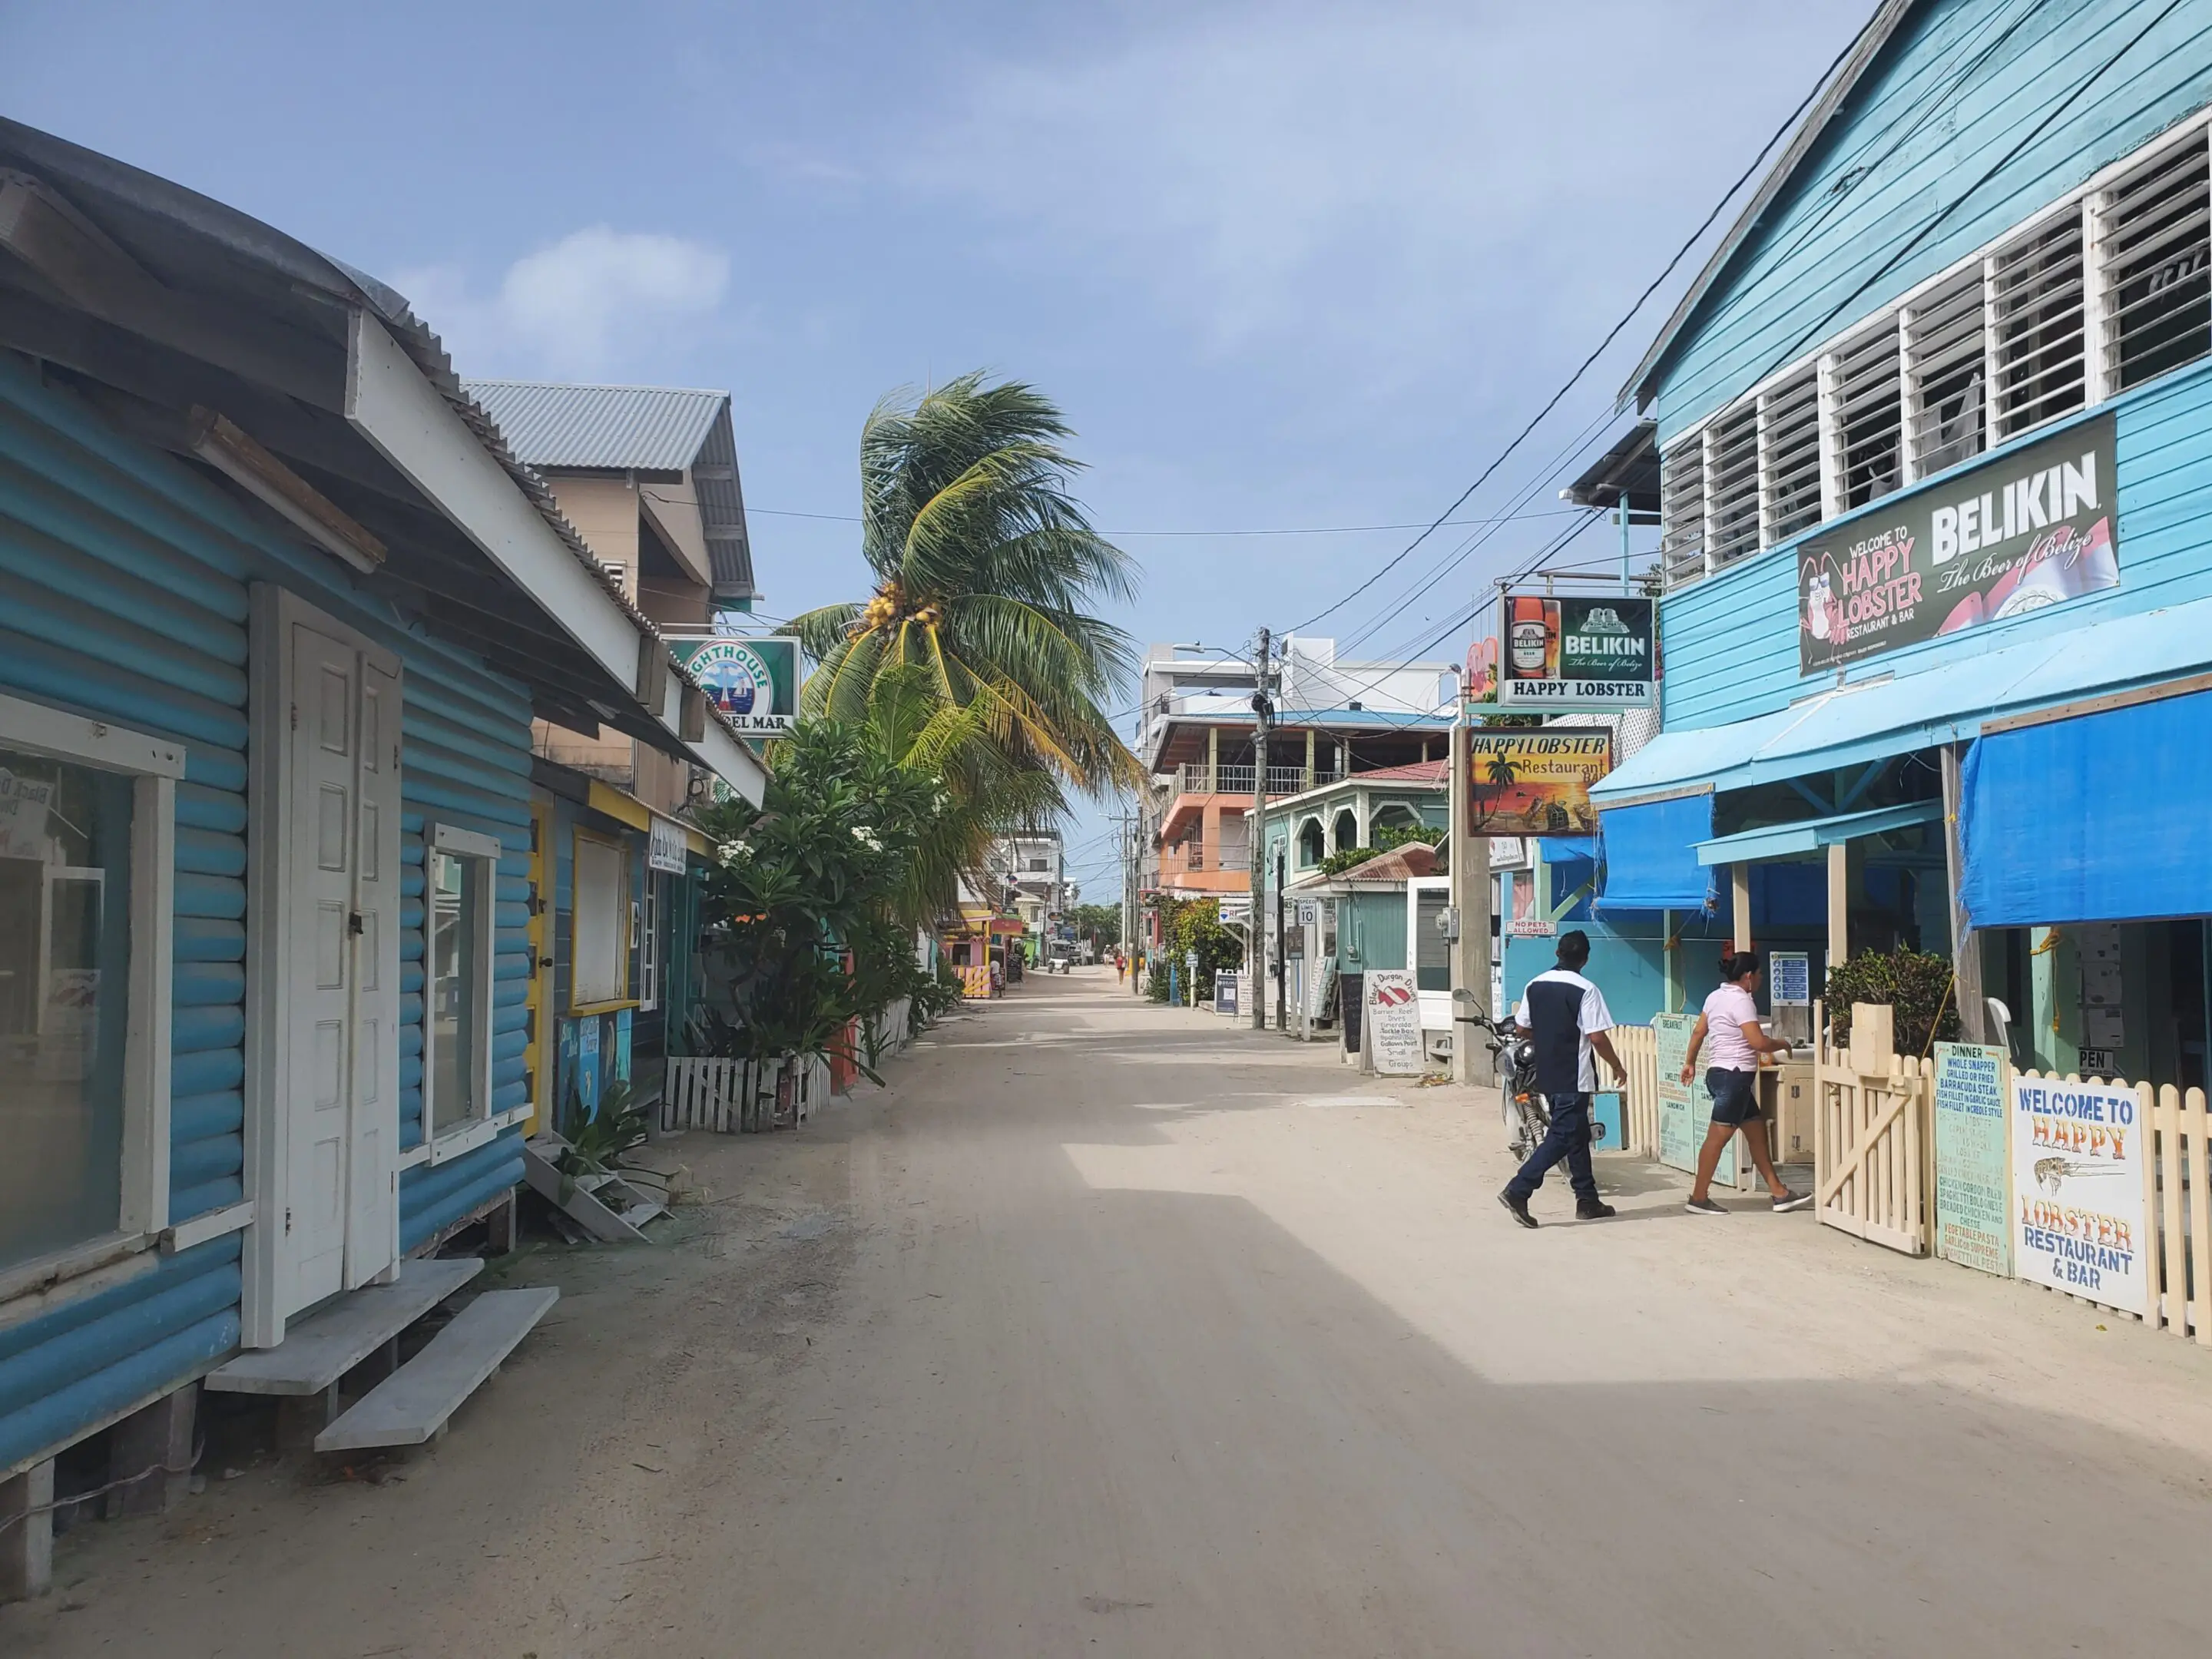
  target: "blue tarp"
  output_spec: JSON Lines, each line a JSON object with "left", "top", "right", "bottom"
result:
{"left": 1594, "top": 793, "right": 1715, "bottom": 914}
{"left": 1962, "top": 687, "right": 2212, "bottom": 927}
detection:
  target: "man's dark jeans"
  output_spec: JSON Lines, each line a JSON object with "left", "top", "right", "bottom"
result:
{"left": 1505, "top": 1090, "right": 1598, "bottom": 1204}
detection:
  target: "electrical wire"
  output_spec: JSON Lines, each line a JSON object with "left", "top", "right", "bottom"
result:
{"left": 1724, "top": 0, "right": 2189, "bottom": 421}
{"left": 1271, "top": 4, "right": 1888, "bottom": 641}
{"left": 744, "top": 505, "right": 1590, "bottom": 537}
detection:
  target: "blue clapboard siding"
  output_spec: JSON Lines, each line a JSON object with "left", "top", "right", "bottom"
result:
{"left": 1654, "top": 0, "right": 2212, "bottom": 442}
{"left": 0, "top": 353, "right": 253, "bottom": 1464}
{"left": 393, "top": 626, "right": 533, "bottom": 1249}
{"left": 1662, "top": 357, "right": 2212, "bottom": 730}
{"left": 0, "top": 349, "right": 537, "bottom": 1470}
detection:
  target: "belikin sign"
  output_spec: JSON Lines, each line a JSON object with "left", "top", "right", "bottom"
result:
{"left": 670, "top": 634, "right": 800, "bottom": 735}
{"left": 1497, "top": 594, "right": 1655, "bottom": 710}
{"left": 1798, "top": 412, "right": 2118, "bottom": 673}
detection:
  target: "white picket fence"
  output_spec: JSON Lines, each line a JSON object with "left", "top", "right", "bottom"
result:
{"left": 663, "top": 997, "right": 919, "bottom": 1135}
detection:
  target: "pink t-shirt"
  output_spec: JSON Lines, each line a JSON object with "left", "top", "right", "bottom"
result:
{"left": 1702, "top": 982, "right": 1762, "bottom": 1072}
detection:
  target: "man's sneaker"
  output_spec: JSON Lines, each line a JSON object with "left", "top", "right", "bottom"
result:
{"left": 1575, "top": 1197, "right": 1617, "bottom": 1220}
{"left": 1497, "top": 1189, "right": 1538, "bottom": 1230}
{"left": 1685, "top": 1196, "right": 1727, "bottom": 1216}
{"left": 1771, "top": 1190, "right": 1814, "bottom": 1214}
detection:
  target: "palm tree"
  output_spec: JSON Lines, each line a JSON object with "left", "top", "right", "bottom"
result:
{"left": 786, "top": 374, "right": 1143, "bottom": 805}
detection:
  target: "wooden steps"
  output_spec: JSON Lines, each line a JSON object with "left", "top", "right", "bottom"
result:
{"left": 204, "top": 1259, "right": 483, "bottom": 1396}
{"left": 314, "top": 1287, "right": 559, "bottom": 1452}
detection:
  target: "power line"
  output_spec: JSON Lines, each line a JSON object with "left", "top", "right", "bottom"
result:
{"left": 743, "top": 505, "right": 1589, "bottom": 537}
{"left": 1273, "top": 6, "right": 1885, "bottom": 641}
{"left": 1724, "top": 0, "right": 2187, "bottom": 414}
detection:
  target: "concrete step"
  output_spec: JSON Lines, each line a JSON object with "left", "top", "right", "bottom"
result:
{"left": 205, "top": 1258, "right": 483, "bottom": 1396}
{"left": 313, "top": 1286, "right": 559, "bottom": 1452}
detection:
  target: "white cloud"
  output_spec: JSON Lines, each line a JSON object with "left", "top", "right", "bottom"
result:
{"left": 397, "top": 226, "right": 729, "bottom": 379}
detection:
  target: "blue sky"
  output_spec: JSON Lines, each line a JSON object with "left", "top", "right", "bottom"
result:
{"left": 2, "top": 0, "right": 1869, "bottom": 899}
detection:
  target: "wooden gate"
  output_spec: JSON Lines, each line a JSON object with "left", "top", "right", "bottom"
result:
{"left": 1813, "top": 1002, "right": 1931, "bottom": 1256}
{"left": 1608, "top": 1023, "right": 1661, "bottom": 1157}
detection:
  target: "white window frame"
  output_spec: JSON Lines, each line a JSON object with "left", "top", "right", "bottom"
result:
{"left": 638, "top": 869, "right": 664, "bottom": 1012}
{"left": 1656, "top": 104, "right": 2212, "bottom": 594}
{"left": 415, "top": 823, "right": 512, "bottom": 1167}
{"left": 0, "top": 692, "right": 180, "bottom": 1306}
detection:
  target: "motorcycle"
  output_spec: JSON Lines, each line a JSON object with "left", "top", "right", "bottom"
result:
{"left": 1464, "top": 1008, "right": 1605, "bottom": 1161}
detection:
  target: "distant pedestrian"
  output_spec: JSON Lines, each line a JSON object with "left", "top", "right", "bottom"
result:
{"left": 1115, "top": 951, "right": 1128, "bottom": 986}
{"left": 1679, "top": 952, "right": 1812, "bottom": 1214}
{"left": 1498, "top": 930, "right": 1624, "bottom": 1227}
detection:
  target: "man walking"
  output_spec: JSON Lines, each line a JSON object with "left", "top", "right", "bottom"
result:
{"left": 1678, "top": 952, "right": 1812, "bottom": 1214}
{"left": 1498, "top": 930, "right": 1623, "bottom": 1227}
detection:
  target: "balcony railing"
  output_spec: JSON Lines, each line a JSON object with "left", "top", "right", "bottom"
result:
{"left": 1175, "top": 763, "right": 1339, "bottom": 796}
{"left": 1167, "top": 846, "right": 1250, "bottom": 874}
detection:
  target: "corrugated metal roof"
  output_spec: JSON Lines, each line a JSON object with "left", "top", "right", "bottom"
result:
{"left": 462, "top": 380, "right": 726, "bottom": 472}
{"left": 0, "top": 118, "right": 761, "bottom": 763}
{"left": 462, "top": 379, "right": 757, "bottom": 601}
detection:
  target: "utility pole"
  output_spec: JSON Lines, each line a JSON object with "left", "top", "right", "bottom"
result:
{"left": 1249, "top": 628, "right": 1271, "bottom": 1031}
{"left": 1451, "top": 656, "right": 1496, "bottom": 1086}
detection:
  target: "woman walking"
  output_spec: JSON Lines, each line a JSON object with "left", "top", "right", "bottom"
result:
{"left": 1678, "top": 952, "right": 1813, "bottom": 1214}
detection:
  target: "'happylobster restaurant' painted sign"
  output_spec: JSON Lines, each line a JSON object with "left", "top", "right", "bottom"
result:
{"left": 1799, "top": 412, "right": 2118, "bottom": 674}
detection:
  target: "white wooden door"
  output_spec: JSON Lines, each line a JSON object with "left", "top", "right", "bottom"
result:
{"left": 285, "top": 623, "right": 356, "bottom": 1313}
{"left": 346, "top": 660, "right": 401, "bottom": 1288}
{"left": 280, "top": 624, "right": 402, "bottom": 1318}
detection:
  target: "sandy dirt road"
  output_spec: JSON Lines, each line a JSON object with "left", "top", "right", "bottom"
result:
{"left": 8, "top": 966, "right": 2212, "bottom": 1657}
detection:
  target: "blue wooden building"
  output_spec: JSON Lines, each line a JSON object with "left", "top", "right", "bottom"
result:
{"left": 0, "top": 122, "right": 763, "bottom": 1591}
{"left": 1578, "top": 0, "right": 2212, "bottom": 1084}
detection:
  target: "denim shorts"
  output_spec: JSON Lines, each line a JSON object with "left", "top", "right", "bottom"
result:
{"left": 1705, "top": 1067, "right": 1761, "bottom": 1126}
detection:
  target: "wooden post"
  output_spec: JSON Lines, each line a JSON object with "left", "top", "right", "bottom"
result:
{"left": 1940, "top": 743, "right": 1986, "bottom": 1042}
{"left": 0, "top": 1459, "right": 55, "bottom": 1602}
{"left": 106, "top": 1383, "right": 197, "bottom": 1518}
{"left": 1826, "top": 840, "right": 1850, "bottom": 972}
{"left": 486, "top": 1190, "right": 518, "bottom": 1255}
{"left": 1731, "top": 864, "right": 1752, "bottom": 952}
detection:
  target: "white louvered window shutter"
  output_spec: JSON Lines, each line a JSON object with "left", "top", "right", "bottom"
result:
{"left": 1833, "top": 320, "right": 1903, "bottom": 511}
{"left": 2094, "top": 127, "right": 2211, "bottom": 396}
{"left": 1759, "top": 367, "right": 1821, "bottom": 545}
{"left": 1658, "top": 435, "right": 1707, "bottom": 589}
{"left": 1902, "top": 269, "right": 1985, "bottom": 482}
{"left": 1704, "top": 401, "right": 1760, "bottom": 570}
{"left": 1992, "top": 214, "right": 2087, "bottom": 441}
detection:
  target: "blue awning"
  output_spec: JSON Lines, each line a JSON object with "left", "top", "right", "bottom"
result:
{"left": 1962, "top": 686, "right": 2212, "bottom": 927}
{"left": 1592, "top": 591, "right": 2212, "bottom": 805}
{"left": 1536, "top": 836, "right": 1595, "bottom": 865}
{"left": 1594, "top": 793, "right": 1714, "bottom": 913}
{"left": 1693, "top": 800, "right": 1941, "bottom": 866}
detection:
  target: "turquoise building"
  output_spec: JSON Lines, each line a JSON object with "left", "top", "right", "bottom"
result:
{"left": 0, "top": 121, "right": 763, "bottom": 1584}
{"left": 1581, "top": 0, "right": 2212, "bottom": 1082}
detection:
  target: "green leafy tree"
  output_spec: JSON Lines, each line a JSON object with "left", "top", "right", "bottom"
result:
{"left": 1069, "top": 902, "right": 1122, "bottom": 949}
{"left": 1147, "top": 896, "right": 1243, "bottom": 1003}
{"left": 690, "top": 721, "right": 947, "bottom": 1096}
{"left": 786, "top": 374, "right": 1144, "bottom": 825}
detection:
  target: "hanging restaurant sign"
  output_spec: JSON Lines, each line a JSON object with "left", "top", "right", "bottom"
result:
{"left": 1799, "top": 412, "right": 2118, "bottom": 674}
{"left": 1462, "top": 728, "right": 1611, "bottom": 835}
{"left": 1496, "top": 594, "right": 1655, "bottom": 710}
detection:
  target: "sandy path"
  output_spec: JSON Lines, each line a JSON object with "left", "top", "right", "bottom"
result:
{"left": 8, "top": 968, "right": 2212, "bottom": 1656}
